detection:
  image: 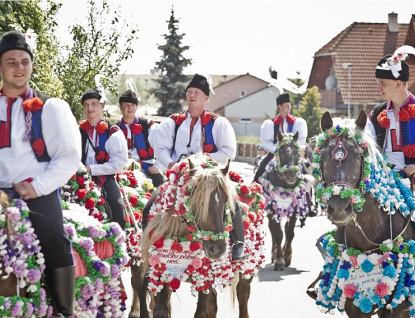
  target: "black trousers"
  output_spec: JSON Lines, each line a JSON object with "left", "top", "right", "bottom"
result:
{"left": 103, "top": 175, "right": 126, "bottom": 229}
{"left": 253, "top": 152, "right": 274, "bottom": 183}
{"left": 1, "top": 189, "right": 74, "bottom": 270}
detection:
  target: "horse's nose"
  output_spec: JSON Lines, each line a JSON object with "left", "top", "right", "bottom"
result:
{"left": 203, "top": 241, "right": 227, "bottom": 260}
{"left": 327, "top": 196, "right": 353, "bottom": 225}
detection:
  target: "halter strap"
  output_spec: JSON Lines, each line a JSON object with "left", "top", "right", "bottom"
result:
{"left": 325, "top": 181, "right": 356, "bottom": 190}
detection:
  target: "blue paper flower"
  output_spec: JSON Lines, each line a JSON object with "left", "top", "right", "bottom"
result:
{"left": 361, "top": 259, "right": 374, "bottom": 273}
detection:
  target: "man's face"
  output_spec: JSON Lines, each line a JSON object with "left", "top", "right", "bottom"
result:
{"left": 83, "top": 98, "right": 104, "bottom": 121}
{"left": 186, "top": 87, "right": 208, "bottom": 111}
{"left": 278, "top": 102, "right": 291, "bottom": 117}
{"left": 0, "top": 50, "right": 33, "bottom": 92}
{"left": 377, "top": 78, "right": 399, "bottom": 101}
{"left": 119, "top": 102, "right": 137, "bottom": 120}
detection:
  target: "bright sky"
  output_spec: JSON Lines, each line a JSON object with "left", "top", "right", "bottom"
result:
{"left": 55, "top": 0, "right": 414, "bottom": 83}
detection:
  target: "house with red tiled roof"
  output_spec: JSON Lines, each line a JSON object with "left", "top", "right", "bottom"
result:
{"left": 308, "top": 12, "right": 415, "bottom": 117}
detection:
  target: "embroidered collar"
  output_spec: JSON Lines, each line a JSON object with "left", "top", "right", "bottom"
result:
{"left": 273, "top": 114, "right": 296, "bottom": 125}
{"left": 80, "top": 119, "right": 108, "bottom": 135}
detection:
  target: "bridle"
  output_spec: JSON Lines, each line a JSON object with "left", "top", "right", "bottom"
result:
{"left": 321, "top": 135, "right": 364, "bottom": 193}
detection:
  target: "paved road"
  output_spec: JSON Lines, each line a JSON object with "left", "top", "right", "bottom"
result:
{"left": 122, "top": 161, "right": 345, "bottom": 318}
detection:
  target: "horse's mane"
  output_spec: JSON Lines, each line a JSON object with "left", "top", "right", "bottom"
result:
{"left": 141, "top": 155, "right": 235, "bottom": 264}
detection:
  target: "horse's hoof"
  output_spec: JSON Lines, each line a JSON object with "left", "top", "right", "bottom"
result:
{"left": 285, "top": 260, "right": 291, "bottom": 267}
{"left": 274, "top": 263, "right": 285, "bottom": 271}
{"left": 129, "top": 311, "right": 140, "bottom": 318}
{"left": 306, "top": 289, "right": 318, "bottom": 300}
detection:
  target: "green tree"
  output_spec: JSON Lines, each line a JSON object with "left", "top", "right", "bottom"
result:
{"left": 288, "top": 71, "right": 305, "bottom": 111}
{"left": 0, "top": 0, "right": 63, "bottom": 96}
{"left": 296, "top": 86, "right": 327, "bottom": 140}
{"left": 150, "top": 7, "right": 191, "bottom": 116}
{"left": 56, "top": 0, "right": 138, "bottom": 119}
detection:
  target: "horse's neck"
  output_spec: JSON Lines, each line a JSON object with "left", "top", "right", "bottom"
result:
{"left": 336, "top": 193, "right": 415, "bottom": 251}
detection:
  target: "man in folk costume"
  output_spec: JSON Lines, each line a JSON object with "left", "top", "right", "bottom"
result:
{"left": 253, "top": 92, "right": 308, "bottom": 183}
{"left": 117, "top": 89, "right": 164, "bottom": 187}
{"left": 0, "top": 31, "right": 81, "bottom": 317}
{"left": 367, "top": 46, "right": 415, "bottom": 178}
{"left": 151, "top": 74, "right": 245, "bottom": 260}
{"left": 80, "top": 88, "right": 128, "bottom": 229}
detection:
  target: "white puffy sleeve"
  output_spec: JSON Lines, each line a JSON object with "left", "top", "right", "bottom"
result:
{"left": 210, "top": 117, "right": 236, "bottom": 163}
{"left": 261, "top": 119, "right": 276, "bottom": 154}
{"left": 153, "top": 118, "right": 176, "bottom": 169}
{"left": 33, "top": 98, "right": 81, "bottom": 196}
{"left": 90, "top": 129, "right": 128, "bottom": 176}
{"left": 292, "top": 117, "right": 308, "bottom": 145}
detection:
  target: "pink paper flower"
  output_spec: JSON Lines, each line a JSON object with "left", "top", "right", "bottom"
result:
{"left": 344, "top": 284, "right": 358, "bottom": 298}
{"left": 149, "top": 255, "right": 160, "bottom": 267}
{"left": 375, "top": 282, "right": 389, "bottom": 297}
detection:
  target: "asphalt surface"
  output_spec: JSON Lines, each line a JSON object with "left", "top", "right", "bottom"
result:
{"left": 122, "top": 161, "right": 345, "bottom": 318}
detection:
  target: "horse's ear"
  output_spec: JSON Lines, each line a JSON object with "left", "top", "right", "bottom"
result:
{"left": 293, "top": 131, "right": 299, "bottom": 142}
{"left": 277, "top": 131, "right": 283, "bottom": 142}
{"left": 355, "top": 110, "right": 367, "bottom": 130}
{"left": 188, "top": 159, "right": 196, "bottom": 177}
{"left": 320, "top": 111, "right": 333, "bottom": 132}
{"left": 221, "top": 159, "right": 231, "bottom": 176}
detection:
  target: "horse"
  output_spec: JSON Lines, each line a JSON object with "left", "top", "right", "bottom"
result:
{"left": 260, "top": 131, "right": 313, "bottom": 271}
{"left": 312, "top": 111, "right": 415, "bottom": 318}
{"left": 132, "top": 153, "right": 265, "bottom": 318}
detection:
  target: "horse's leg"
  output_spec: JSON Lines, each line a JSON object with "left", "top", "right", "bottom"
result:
{"left": 343, "top": 299, "right": 373, "bottom": 318}
{"left": 128, "top": 273, "right": 140, "bottom": 318}
{"left": 377, "top": 303, "right": 409, "bottom": 318}
{"left": 273, "top": 216, "right": 286, "bottom": 271}
{"left": 237, "top": 274, "right": 253, "bottom": 318}
{"left": 195, "top": 288, "right": 217, "bottom": 318}
{"left": 152, "top": 284, "right": 172, "bottom": 318}
{"left": 267, "top": 214, "right": 276, "bottom": 263}
{"left": 130, "top": 263, "right": 150, "bottom": 318}
{"left": 282, "top": 213, "right": 297, "bottom": 267}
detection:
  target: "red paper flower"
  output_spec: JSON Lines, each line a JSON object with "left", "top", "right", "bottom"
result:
{"left": 139, "top": 149, "right": 148, "bottom": 159}
{"left": 403, "top": 144, "right": 415, "bottom": 158}
{"left": 189, "top": 241, "right": 201, "bottom": 251}
{"left": 203, "top": 144, "right": 213, "bottom": 152}
{"left": 85, "top": 198, "right": 95, "bottom": 209}
{"left": 243, "top": 219, "right": 250, "bottom": 230}
{"left": 70, "top": 174, "right": 76, "bottom": 180}
{"left": 32, "top": 138, "right": 45, "bottom": 156}
{"left": 200, "top": 112, "right": 212, "bottom": 126}
{"left": 79, "top": 120, "right": 90, "bottom": 134}
{"left": 129, "top": 196, "right": 138, "bottom": 206}
{"left": 171, "top": 241, "right": 183, "bottom": 252}
{"left": 175, "top": 114, "right": 186, "bottom": 126}
{"left": 22, "top": 97, "right": 43, "bottom": 112}
{"left": 153, "top": 236, "right": 165, "bottom": 249}
{"left": 77, "top": 176, "right": 85, "bottom": 186}
{"left": 168, "top": 278, "right": 181, "bottom": 290}
{"left": 131, "top": 124, "right": 143, "bottom": 135}
{"left": 77, "top": 189, "right": 86, "bottom": 199}
{"left": 240, "top": 185, "right": 250, "bottom": 195}
{"left": 229, "top": 171, "right": 244, "bottom": 183}
{"left": 95, "top": 121, "right": 108, "bottom": 134}
{"left": 95, "top": 151, "right": 107, "bottom": 162}
{"left": 377, "top": 110, "right": 390, "bottom": 129}
{"left": 97, "top": 197, "right": 105, "bottom": 206}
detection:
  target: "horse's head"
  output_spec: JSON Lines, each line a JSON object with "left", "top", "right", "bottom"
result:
{"left": 316, "top": 111, "right": 368, "bottom": 226}
{"left": 188, "top": 159, "right": 235, "bottom": 260}
{"left": 275, "top": 131, "right": 301, "bottom": 185}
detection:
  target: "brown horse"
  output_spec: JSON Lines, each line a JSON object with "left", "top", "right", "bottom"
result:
{"left": 313, "top": 111, "right": 415, "bottom": 317}
{"left": 260, "top": 131, "right": 310, "bottom": 271}
{"left": 132, "top": 155, "right": 237, "bottom": 318}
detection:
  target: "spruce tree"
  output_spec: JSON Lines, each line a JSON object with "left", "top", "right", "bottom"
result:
{"left": 151, "top": 7, "right": 192, "bottom": 116}
{"left": 296, "top": 86, "right": 327, "bottom": 141}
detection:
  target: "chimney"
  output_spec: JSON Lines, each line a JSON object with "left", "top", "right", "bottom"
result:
{"left": 388, "top": 12, "right": 399, "bottom": 32}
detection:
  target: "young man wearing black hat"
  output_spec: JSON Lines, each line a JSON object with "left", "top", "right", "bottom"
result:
{"left": 80, "top": 88, "right": 128, "bottom": 229}
{"left": 117, "top": 90, "right": 164, "bottom": 187}
{"left": 151, "top": 74, "right": 246, "bottom": 260}
{"left": 0, "top": 31, "right": 81, "bottom": 317}
{"left": 367, "top": 46, "right": 415, "bottom": 177}
{"left": 253, "top": 92, "right": 308, "bottom": 183}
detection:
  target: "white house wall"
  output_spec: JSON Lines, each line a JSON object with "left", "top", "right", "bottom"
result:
{"left": 225, "top": 86, "right": 280, "bottom": 138}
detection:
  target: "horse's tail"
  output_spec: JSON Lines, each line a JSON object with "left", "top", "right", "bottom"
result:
{"left": 231, "top": 272, "right": 240, "bottom": 306}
